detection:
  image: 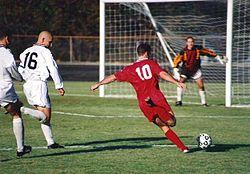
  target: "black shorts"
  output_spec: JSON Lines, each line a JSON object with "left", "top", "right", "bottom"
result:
{"left": 179, "top": 68, "right": 202, "bottom": 80}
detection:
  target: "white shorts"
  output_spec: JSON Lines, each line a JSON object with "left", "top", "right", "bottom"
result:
{"left": 0, "top": 83, "right": 19, "bottom": 107}
{"left": 23, "top": 81, "right": 51, "bottom": 108}
{"left": 181, "top": 69, "right": 203, "bottom": 80}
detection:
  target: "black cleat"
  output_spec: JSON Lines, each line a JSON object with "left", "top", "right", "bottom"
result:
{"left": 47, "top": 143, "right": 64, "bottom": 149}
{"left": 175, "top": 101, "right": 182, "bottom": 106}
{"left": 17, "top": 145, "right": 32, "bottom": 158}
{"left": 202, "top": 103, "right": 209, "bottom": 107}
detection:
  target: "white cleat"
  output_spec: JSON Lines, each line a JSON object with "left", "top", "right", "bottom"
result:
{"left": 183, "top": 149, "right": 189, "bottom": 153}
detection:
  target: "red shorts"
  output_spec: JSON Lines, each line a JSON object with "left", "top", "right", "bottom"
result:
{"left": 139, "top": 98, "right": 174, "bottom": 123}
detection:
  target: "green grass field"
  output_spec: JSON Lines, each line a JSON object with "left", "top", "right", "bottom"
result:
{"left": 1, "top": 81, "right": 250, "bottom": 174}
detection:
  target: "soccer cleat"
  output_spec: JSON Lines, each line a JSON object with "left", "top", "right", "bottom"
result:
{"left": 202, "top": 103, "right": 209, "bottom": 107}
{"left": 180, "top": 147, "right": 189, "bottom": 153}
{"left": 175, "top": 101, "right": 182, "bottom": 106}
{"left": 17, "top": 145, "right": 32, "bottom": 158}
{"left": 47, "top": 143, "right": 64, "bottom": 149}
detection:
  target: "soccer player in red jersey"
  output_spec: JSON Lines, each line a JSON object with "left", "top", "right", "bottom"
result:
{"left": 173, "top": 36, "right": 226, "bottom": 106}
{"left": 91, "top": 42, "right": 189, "bottom": 153}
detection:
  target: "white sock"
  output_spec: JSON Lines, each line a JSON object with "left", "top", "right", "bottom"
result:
{"left": 41, "top": 123, "right": 55, "bottom": 146}
{"left": 13, "top": 118, "right": 24, "bottom": 152}
{"left": 20, "top": 107, "right": 46, "bottom": 122}
{"left": 177, "top": 87, "right": 183, "bottom": 102}
{"left": 199, "top": 90, "right": 207, "bottom": 104}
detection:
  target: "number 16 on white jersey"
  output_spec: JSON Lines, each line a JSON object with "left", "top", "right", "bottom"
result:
{"left": 18, "top": 45, "right": 63, "bottom": 89}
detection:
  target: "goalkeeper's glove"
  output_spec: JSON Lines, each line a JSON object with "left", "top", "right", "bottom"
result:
{"left": 173, "top": 68, "right": 180, "bottom": 80}
{"left": 216, "top": 55, "right": 228, "bottom": 65}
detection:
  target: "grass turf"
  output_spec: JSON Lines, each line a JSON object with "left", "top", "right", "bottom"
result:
{"left": 0, "top": 81, "right": 250, "bottom": 174}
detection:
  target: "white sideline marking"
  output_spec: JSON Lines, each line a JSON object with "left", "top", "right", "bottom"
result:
{"left": 54, "top": 111, "right": 141, "bottom": 118}
{"left": 15, "top": 91, "right": 217, "bottom": 105}
{"left": 0, "top": 144, "right": 198, "bottom": 151}
{"left": 0, "top": 145, "right": 91, "bottom": 151}
{"left": 16, "top": 91, "right": 98, "bottom": 98}
{"left": 53, "top": 111, "right": 250, "bottom": 119}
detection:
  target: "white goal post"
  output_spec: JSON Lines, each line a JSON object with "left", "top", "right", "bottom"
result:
{"left": 100, "top": 0, "right": 249, "bottom": 107}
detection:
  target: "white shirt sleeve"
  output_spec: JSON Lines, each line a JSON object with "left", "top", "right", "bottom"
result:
{"left": 6, "top": 65, "right": 23, "bottom": 82}
{"left": 42, "top": 49, "right": 63, "bottom": 89}
{"left": 5, "top": 49, "right": 23, "bottom": 81}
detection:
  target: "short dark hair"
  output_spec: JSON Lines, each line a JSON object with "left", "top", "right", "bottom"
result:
{"left": 0, "top": 28, "right": 12, "bottom": 40}
{"left": 136, "top": 42, "right": 151, "bottom": 56}
{"left": 186, "top": 36, "right": 195, "bottom": 42}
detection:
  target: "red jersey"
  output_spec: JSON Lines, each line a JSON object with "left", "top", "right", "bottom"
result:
{"left": 114, "top": 59, "right": 165, "bottom": 104}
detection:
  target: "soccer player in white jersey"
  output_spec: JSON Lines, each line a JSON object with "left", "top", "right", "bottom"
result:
{"left": 18, "top": 31, "right": 65, "bottom": 149}
{"left": 0, "top": 29, "right": 49, "bottom": 157}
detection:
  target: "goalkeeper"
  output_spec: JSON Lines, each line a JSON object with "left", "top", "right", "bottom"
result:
{"left": 173, "top": 36, "right": 226, "bottom": 106}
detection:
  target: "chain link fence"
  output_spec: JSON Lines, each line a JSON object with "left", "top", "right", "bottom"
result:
{"left": 11, "top": 35, "right": 226, "bottom": 64}
{"left": 11, "top": 35, "right": 99, "bottom": 64}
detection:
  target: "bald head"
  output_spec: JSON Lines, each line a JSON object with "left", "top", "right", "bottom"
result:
{"left": 37, "top": 31, "right": 53, "bottom": 48}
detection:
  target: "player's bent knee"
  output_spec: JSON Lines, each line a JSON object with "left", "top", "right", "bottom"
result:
{"left": 153, "top": 117, "right": 167, "bottom": 127}
{"left": 167, "top": 117, "right": 176, "bottom": 127}
{"left": 167, "top": 120, "right": 176, "bottom": 127}
{"left": 4, "top": 101, "right": 23, "bottom": 116}
{"left": 199, "top": 86, "right": 205, "bottom": 91}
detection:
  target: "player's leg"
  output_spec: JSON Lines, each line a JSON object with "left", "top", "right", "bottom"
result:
{"left": 36, "top": 106, "right": 63, "bottom": 149}
{"left": 176, "top": 76, "right": 186, "bottom": 106}
{"left": 193, "top": 69, "right": 207, "bottom": 106}
{"left": 153, "top": 116, "right": 189, "bottom": 152}
{"left": 196, "top": 78, "right": 207, "bottom": 106}
{"left": 140, "top": 99, "right": 188, "bottom": 152}
{"left": 3, "top": 101, "right": 32, "bottom": 157}
{"left": 36, "top": 106, "right": 61, "bottom": 148}
{"left": 24, "top": 81, "right": 63, "bottom": 148}
{"left": 20, "top": 106, "right": 46, "bottom": 123}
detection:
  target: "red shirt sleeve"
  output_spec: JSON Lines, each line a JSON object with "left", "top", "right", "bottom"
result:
{"left": 150, "top": 60, "right": 165, "bottom": 76}
{"left": 114, "top": 67, "right": 130, "bottom": 82}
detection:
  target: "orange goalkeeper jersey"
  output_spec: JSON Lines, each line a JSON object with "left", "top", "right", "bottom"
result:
{"left": 173, "top": 45, "right": 217, "bottom": 75}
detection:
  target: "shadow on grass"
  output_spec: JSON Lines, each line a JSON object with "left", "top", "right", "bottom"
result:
{"left": 65, "top": 136, "right": 191, "bottom": 146}
{"left": 28, "top": 136, "right": 191, "bottom": 159}
{"left": 189, "top": 144, "right": 250, "bottom": 153}
{"left": 0, "top": 136, "right": 191, "bottom": 162}
{"left": 29, "top": 145, "right": 151, "bottom": 159}
{"left": 29, "top": 143, "right": 250, "bottom": 158}
{"left": 3, "top": 138, "right": 248, "bottom": 161}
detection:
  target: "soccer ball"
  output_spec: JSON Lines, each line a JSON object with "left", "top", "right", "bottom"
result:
{"left": 196, "top": 133, "right": 212, "bottom": 149}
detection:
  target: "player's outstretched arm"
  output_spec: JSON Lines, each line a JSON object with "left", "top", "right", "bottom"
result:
{"left": 7, "top": 65, "right": 23, "bottom": 82}
{"left": 91, "top": 74, "right": 116, "bottom": 91}
{"left": 201, "top": 47, "right": 227, "bottom": 64}
{"left": 159, "top": 71, "right": 186, "bottom": 90}
{"left": 215, "top": 55, "right": 228, "bottom": 64}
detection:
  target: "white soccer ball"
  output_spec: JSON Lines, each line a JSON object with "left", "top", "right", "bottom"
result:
{"left": 196, "top": 133, "right": 212, "bottom": 149}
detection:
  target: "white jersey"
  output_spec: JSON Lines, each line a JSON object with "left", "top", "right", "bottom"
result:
{"left": 18, "top": 45, "right": 63, "bottom": 89}
{"left": 0, "top": 46, "right": 22, "bottom": 106}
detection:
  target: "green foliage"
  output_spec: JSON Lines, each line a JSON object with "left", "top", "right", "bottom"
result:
{"left": 0, "top": 0, "right": 99, "bottom": 35}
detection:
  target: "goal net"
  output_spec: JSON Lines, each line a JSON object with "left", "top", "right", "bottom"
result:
{"left": 231, "top": 0, "right": 250, "bottom": 106}
{"left": 100, "top": 0, "right": 250, "bottom": 106}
